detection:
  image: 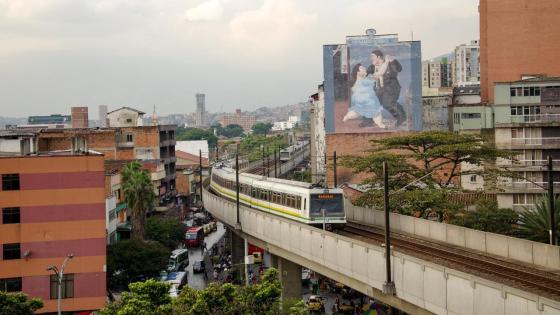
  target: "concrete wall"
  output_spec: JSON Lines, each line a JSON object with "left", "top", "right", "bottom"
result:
{"left": 345, "top": 201, "right": 560, "bottom": 270}
{"left": 204, "top": 189, "right": 560, "bottom": 315}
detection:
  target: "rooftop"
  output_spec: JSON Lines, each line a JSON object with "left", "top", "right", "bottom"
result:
{"left": 0, "top": 149, "right": 103, "bottom": 158}
{"left": 495, "top": 76, "right": 560, "bottom": 85}
{"left": 453, "top": 86, "right": 480, "bottom": 95}
{"left": 107, "top": 106, "right": 146, "bottom": 115}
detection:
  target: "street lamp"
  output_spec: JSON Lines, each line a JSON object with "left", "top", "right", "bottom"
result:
{"left": 46, "top": 254, "right": 74, "bottom": 315}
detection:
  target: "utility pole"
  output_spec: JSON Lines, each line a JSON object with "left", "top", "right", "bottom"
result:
{"left": 548, "top": 156, "right": 557, "bottom": 245}
{"left": 382, "top": 161, "right": 395, "bottom": 295}
{"left": 261, "top": 146, "right": 265, "bottom": 176}
{"left": 274, "top": 149, "right": 278, "bottom": 178}
{"left": 324, "top": 152, "right": 328, "bottom": 189}
{"left": 333, "top": 151, "right": 338, "bottom": 187}
{"left": 199, "top": 149, "right": 203, "bottom": 207}
{"left": 266, "top": 148, "right": 270, "bottom": 177}
{"left": 236, "top": 150, "right": 240, "bottom": 227}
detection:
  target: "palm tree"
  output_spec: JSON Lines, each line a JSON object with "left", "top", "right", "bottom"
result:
{"left": 121, "top": 161, "right": 155, "bottom": 240}
{"left": 517, "top": 194, "right": 560, "bottom": 243}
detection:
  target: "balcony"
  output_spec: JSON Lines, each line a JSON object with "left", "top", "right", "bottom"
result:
{"left": 498, "top": 114, "right": 560, "bottom": 126}
{"left": 510, "top": 137, "right": 560, "bottom": 148}
{"left": 500, "top": 159, "right": 560, "bottom": 170}
{"left": 504, "top": 181, "right": 560, "bottom": 192}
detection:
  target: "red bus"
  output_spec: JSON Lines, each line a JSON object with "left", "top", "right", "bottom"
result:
{"left": 185, "top": 227, "right": 204, "bottom": 248}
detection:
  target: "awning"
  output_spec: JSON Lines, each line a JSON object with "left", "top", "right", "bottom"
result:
{"left": 115, "top": 202, "right": 127, "bottom": 213}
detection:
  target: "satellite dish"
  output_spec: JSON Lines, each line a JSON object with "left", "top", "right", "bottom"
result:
{"left": 366, "top": 28, "right": 377, "bottom": 36}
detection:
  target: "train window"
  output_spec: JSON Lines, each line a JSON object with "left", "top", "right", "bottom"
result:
{"left": 252, "top": 188, "right": 258, "bottom": 198}
{"left": 296, "top": 197, "right": 301, "bottom": 209}
{"left": 303, "top": 198, "right": 306, "bottom": 210}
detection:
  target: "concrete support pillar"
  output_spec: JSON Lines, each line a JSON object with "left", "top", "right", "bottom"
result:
{"left": 231, "top": 231, "right": 245, "bottom": 265}
{"left": 271, "top": 254, "right": 302, "bottom": 300}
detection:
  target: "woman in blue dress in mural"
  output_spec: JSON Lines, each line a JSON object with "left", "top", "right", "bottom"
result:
{"left": 343, "top": 63, "right": 386, "bottom": 128}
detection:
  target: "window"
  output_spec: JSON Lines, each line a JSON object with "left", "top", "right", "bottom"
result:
{"left": 125, "top": 134, "right": 133, "bottom": 142}
{"left": 2, "top": 207, "right": 20, "bottom": 224}
{"left": 460, "top": 113, "right": 481, "bottom": 119}
{"left": 510, "top": 88, "right": 516, "bottom": 97}
{"left": 50, "top": 274, "right": 74, "bottom": 299}
{"left": 126, "top": 118, "right": 132, "bottom": 123}
{"left": 3, "top": 243, "right": 20, "bottom": 260}
{"left": 511, "top": 128, "right": 524, "bottom": 139}
{"left": 0, "top": 278, "right": 22, "bottom": 292}
{"left": 108, "top": 209, "right": 116, "bottom": 221}
{"left": 523, "top": 87, "right": 530, "bottom": 96}
{"left": 470, "top": 175, "right": 477, "bottom": 183}
{"left": 2, "top": 174, "right": 20, "bottom": 191}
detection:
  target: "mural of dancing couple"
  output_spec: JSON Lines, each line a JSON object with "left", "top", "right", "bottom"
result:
{"left": 323, "top": 33, "right": 422, "bottom": 133}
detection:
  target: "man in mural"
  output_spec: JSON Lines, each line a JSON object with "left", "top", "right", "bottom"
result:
{"left": 367, "top": 49, "right": 407, "bottom": 126}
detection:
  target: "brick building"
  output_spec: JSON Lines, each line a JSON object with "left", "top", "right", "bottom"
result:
{"left": 71, "top": 107, "right": 89, "bottom": 128}
{"left": 36, "top": 125, "right": 177, "bottom": 202}
{"left": 0, "top": 152, "right": 106, "bottom": 313}
{"left": 220, "top": 109, "right": 256, "bottom": 132}
{"left": 480, "top": 0, "right": 560, "bottom": 103}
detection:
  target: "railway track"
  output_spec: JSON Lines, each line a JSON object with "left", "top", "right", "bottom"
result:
{"left": 341, "top": 221, "right": 560, "bottom": 301}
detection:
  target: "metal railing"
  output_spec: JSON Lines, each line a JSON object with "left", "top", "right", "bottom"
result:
{"left": 507, "top": 181, "right": 560, "bottom": 190}
{"left": 511, "top": 138, "right": 560, "bottom": 146}
{"left": 506, "top": 159, "right": 560, "bottom": 167}
{"left": 505, "top": 114, "right": 560, "bottom": 124}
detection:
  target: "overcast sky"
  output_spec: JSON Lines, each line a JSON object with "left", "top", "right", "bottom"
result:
{"left": 0, "top": 0, "right": 479, "bottom": 117}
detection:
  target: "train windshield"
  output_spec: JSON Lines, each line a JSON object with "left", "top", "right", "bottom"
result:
{"left": 309, "top": 194, "right": 344, "bottom": 216}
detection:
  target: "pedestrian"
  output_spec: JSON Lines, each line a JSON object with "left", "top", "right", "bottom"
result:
{"left": 202, "top": 241, "right": 207, "bottom": 252}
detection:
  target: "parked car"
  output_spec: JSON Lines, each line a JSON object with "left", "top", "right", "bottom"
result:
{"left": 193, "top": 260, "right": 206, "bottom": 274}
{"left": 306, "top": 295, "right": 325, "bottom": 312}
{"left": 167, "top": 249, "right": 189, "bottom": 272}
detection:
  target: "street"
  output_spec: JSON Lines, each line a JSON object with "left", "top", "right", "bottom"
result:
{"left": 184, "top": 222, "right": 226, "bottom": 290}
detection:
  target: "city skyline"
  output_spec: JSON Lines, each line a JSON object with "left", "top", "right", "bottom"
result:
{"left": 0, "top": 0, "right": 478, "bottom": 117}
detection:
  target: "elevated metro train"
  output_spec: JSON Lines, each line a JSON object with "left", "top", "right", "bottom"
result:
{"left": 209, "top": 164, "right": 346, "bottom": 229}
{"left": 279, "top": 140, "right": 309, "bottom": 161}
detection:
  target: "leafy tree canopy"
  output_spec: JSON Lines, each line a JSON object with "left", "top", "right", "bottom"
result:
{"left": 341, "top": 131, "right": 516, "bottom": 221}
{"left": 239, "top": 134, "right": 288, "bottom": 162}
{"left": 107, "top": 239, "right": 170, "bottom": 289}
{"left": 100, "top": 279, "right": 172, "bottom": 315}
{"left": 252, "top": 122, "right": 273, "bottom": 136}
{"left": 451, "top": 200, "right": 518, "bottom": 235}
{"left": 0, "top": 291, "right": 43, "bottom": 315}
{"left": 177, "top": 127, "right": 217, "bottom": 148}
{"left": 102, "top": 268, "right": 293, "bottom": 315}
{"left": 218, "top": 124, "right": 245, "bottom": 138}
{"left": 145, "top": 217, "right": 185, "bottom": 250}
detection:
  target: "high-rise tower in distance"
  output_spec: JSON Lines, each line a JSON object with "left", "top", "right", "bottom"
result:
{"left": 195, "top": 93, "right": 206, "bottom": 127}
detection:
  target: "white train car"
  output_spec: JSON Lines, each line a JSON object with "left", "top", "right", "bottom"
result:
{"left": 210, "top": 165, "right": 345, "bottom": 229}
{"left": 279, "top": 140, "right": 309, "bottom": 162}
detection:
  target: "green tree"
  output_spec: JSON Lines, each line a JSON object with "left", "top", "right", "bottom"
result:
{"left": 177, "top": 127, "right": 217, "bottom": 148}
{"left": 252, "top": 122, "right": 273, "bottom": 135}
{"left": 517, "top": 194, "right": 560, "bottom": 243}
{"left": 145, "top": 217, "right": 185, "bottom": 250}
{"left": 341, "top": 131, "right": 515, "bottom": 221}
{"left": 107, "top": 239, "right": 170, "bottom": 289}
{"left": 103, "top": 268, "right": 294, "bottom": 314}
{"left": 451, "top": 200, "right": 518, "bottom": 235}
{"left": 121, "top": 161, "right": 155, "bottom": 240}
{"left": 219, "top": 124, "right": 245, "bottom": 138}
{"left": 100, "top": 279, "right": 172, "bottom": 315}
{"left": 0, "top": 292, "right": 43, "bottom": 315}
